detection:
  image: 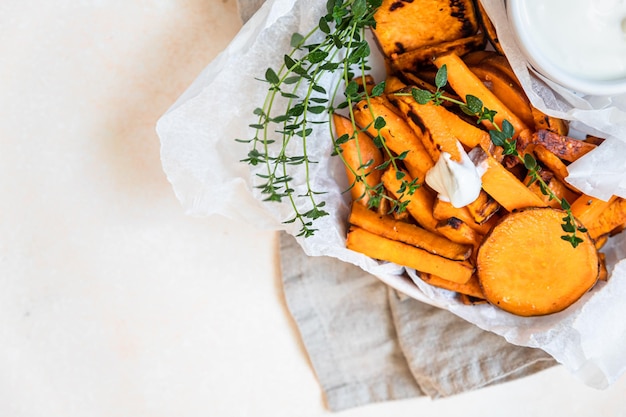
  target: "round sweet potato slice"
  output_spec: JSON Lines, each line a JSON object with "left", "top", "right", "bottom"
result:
{"left": 477, "top": 208, "right": 599, "bottom": 316}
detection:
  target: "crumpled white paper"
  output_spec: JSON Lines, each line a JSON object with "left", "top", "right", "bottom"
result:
{"left": 480, "top": 0, "right": 626, "bottom": 200}
{"left": 156, "top": 0, "right": 626, "bottom": 388}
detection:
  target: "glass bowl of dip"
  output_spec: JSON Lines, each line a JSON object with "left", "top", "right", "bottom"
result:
{"left": 506, "top": 0, "right": 626, "bottom": 96}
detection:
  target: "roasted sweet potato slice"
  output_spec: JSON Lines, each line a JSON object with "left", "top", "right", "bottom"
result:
{"left": 346, "top": 226, "right": 475, "bottom": 284}
{"left": 531, "top": 130, "right": 597, "bottom": 163}
{"left": 468, "top": 64, "right": 535, "bottom": 129}
{"left": 531, "top": 108, "right": 569, "bottom": 136}
{"left": 477, "top": 208, "right": 599, "bottom": 316}
{"left": 333, "top": 114, "right": 384, "bottom": 206}
{"left": 475, "top": 0, "right": 504, "bottom": 55}
{"left": 381, "top": 168, "right": 439, "bottom": 233}
{"left": 585, "top": 198, "right": 626, "bottom": 240}
{"left": 525, "top": 169, "right": 580, "bottom": 209}
{"left": 433, "top": 53, "right": 529, "bottom": 137}
{"left": 372, "top": 0, "right": 479, "bottom": 58}
{"left": 389, "top": 33, "right": 486, "bottom": 75}
{"left": 348, "top": 203, "right": 472, "bottom": 261}
{"left": 420, "top": 273, "right": 485, "bottom": 299}
{"left": 388, "top": 92, "right": 493, "bottom": 159}
{"left": 352, "top": 97, "right": 434, "bottom": 181}
{"left": 435, "top": 217, "right": 484, "bottom": 247}
{"left": 469, "top": 146, "right": 547, "bottom": 212}
{"left": 432, "top": 199, "right": 494, "bottom": 235}
{"left": 570, "top": 194, "right": 618, "bottom": 227}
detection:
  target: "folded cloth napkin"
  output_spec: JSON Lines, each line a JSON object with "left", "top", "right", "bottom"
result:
{"left": 235, "top": 1, "right": 556, "bottom": 411}
{"left": 279, "top": 233, "right": 555, "bottom": 411}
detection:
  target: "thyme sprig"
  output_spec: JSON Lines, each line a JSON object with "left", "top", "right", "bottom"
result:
{"left": 238, "top": 0, "right": 419, "bottom": 237}
{"left": 406, "top": 65, "right": 586, "bottom": 248}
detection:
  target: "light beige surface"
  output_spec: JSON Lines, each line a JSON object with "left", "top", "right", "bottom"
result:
{"left": 2, "top": 1, "right": 626, "bottom": 416}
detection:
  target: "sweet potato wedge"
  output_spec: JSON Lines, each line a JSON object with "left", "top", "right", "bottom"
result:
{"left": 531, "top": 108, "right": 569, "bottom": 136}
{"left": 372, "top": 0, "right": 479, "bottom": 58}
{"left": 388, "top": 92, "right": 493, "bottom": 159}
{"left": 585, "top": 198, "right": 626, "bottom": 240}
{"left": 432, "top": 199, "right": 494, "bottom": 235}
{"left": 466, "top": 51, "right": 521, "bottom": 88}
{"left": 475, "top": 0, "right": 503, "bottom": 55}
{"left": 420, "top": 273, "right": 485, "bottom": 299}
{"left": 532, "top": 144, "right": 571, "bottom": 186}
{"left": 468, "top": 64, "right": 535, "bottom": 129}
{"left": 352, "top": 97, "right": 434, "bottom": 181}
{"left": 346, "top": 226, "right": 475, "bottom": 284}
{"left": 435, "top": 217, "right": 484, "bottom": 247}
{"left": 531, "top": 129, "right": 597, "bottom": 163}
{"left": 348, "top": 203, "right": 472, "bottom": 261}
{"left": 525, "top": 169, "right": 580, "bottom": 209}
{"left": 333, "top": 113, "right": 384, "bottom": 206}
{"left": 389, "top": 33, "right": 486, "bottom": 75}
{"left": 570, "top": 194, "right": 618, "bottom": 227}
{"left": 469, "top": 146, "right": 547, "bottom": 212}
{"left": 477, "top": 208, "right": 599, "bottom": 316}
{"left": 381, "top": 168, "right": 439, "bottom": 233}
{"left": 433, "top": 53, "right": 528, "bottom": 137}
{"left": 465, "top": 189, "right": 501, "bottom": 224}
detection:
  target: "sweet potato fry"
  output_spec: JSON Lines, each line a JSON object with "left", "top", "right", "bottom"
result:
{"left": 433, "top": 53, "right": 528, "bottom": 137}
{"left": 525, "top": 169, "right": 580, "bottom": 209}
{"left": 435, "top": 217, "right": 484, "bottom": 247}
{"left": 346, "top": 226, "right": 474, "bottom": 284}
{"left": 348, "top": 203, "right": 472, "bottom": 261}
{"left": 384, "top": 75, "right": 408, "bottom": 93}
{"left": 532, "top": 130, "right": 597, "bottom": 163}
{"left": 531, "top": 108, "right": 569, "bottom": 136}
{"left": 584, "top": 135, "right": 605, "bottom": 146}
{"left": 352, "top": 97, "right": 434, "bottom": 180}
{"left": 468, "top": 64, "right": 534, "bottom": 128}
{"left": 465, "top": 190, "right": 501, "bottom": 224}
{"left": 420, "top": 273, "right": 485, "bottom": 298}
{"left": 570, "top": 194, "right": 618, "bottom": 227}
{"left": 432, "top": 199, "right": 494, "bottom": 235}
{"left": 469, "top": 146, "right": 547, "bottom": 212}
{"left": 595, "top": 234, "right": 609, "bottom": 250}
{"left": 381, "top": 168, "right": 439, "bottom": 232}
{"left": 466, "top": 51, "right": 521, "bottom": 89}
{"left": 388, "top": 92, "right": 493, "bottom": 159}
{"left": 333, "top": 114, "right": 384, "bottom": 206}
{"left": 458, "top": 293, "right": 488, "bottom": 305}
{"left": 353, "top": 74, "right": 376, "bottom": 95}
{"left": 585, "top": 198, "right": 626, "bottom": 240}
{"left": 532, "top": 145, "right": 571, "bottom": 186}
{"left": 477, "top": 208, "right": 599, "bottom": 316}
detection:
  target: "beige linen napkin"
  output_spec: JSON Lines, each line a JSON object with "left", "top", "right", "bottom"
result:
{"left": 279, "top": 233, "right": 554, "bottom": 411}
{"left": 236, "top": 1, "right": 556, "bottom": 411}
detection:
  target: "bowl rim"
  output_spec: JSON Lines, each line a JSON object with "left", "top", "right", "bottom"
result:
{"left": 506, "top": 0, "right": 626, "bottom": 96}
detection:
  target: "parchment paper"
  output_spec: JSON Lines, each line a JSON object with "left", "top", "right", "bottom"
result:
{"left": 156, "top": 0, "right": 626, "bottom": 389}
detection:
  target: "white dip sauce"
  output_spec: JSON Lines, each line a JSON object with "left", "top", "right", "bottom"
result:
{"left": 518, "top": 0, "right": 626, "bottom": 81}
{"left": 425, "top": 141, "right": 482, "bottom": 208}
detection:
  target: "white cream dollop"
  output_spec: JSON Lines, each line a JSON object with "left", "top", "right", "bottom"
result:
{"left": 425, "top": 141, "right": 482, "bottom": 208}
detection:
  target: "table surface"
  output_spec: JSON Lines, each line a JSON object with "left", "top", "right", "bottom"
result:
{"left": 2, "top": 1, "right": 626, "bottom": 416}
